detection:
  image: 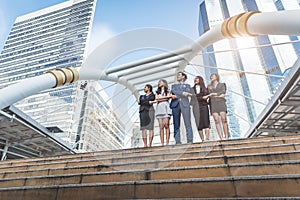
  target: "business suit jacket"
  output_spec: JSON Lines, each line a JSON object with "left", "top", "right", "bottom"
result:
{"left": 139, "top": 93, "right": 155, "bottom": 112}
{"left": 139, "top": 93, "right": 155, "bottom": 127}
{"left": 170, "top": 83, "right": 191, "bottom": 108}
{"left": 208, "top": 82, "right": 227, "bottom": 113}
{"left": 170, "top": 82, "right": 193, "bottom": 143}
{"left": 190, "top": 85, "right": 209, "bottom": 107}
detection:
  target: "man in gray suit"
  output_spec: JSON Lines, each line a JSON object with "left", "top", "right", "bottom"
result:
{"left": 170, "top": 72, "right": 193, "bottom": 144}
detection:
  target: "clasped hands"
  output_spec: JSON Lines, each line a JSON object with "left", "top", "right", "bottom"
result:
{"left": 183, "top": 92, "right": 192, "bottom": 97}
{"left": 150, "top": 94, "right": 174, "bottom": 104}
{"left": 209, "top": 93, "right": 225, "bottom": 98}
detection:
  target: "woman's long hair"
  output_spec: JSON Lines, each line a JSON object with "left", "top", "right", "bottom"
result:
{"left": 208, "top": 73, "right": 220, "bottom": 90}
{"left": 194, "top": 76, "right": 207, "bottom": 94}
{"left": 210, "top": 73, "right": 220, "bottom": 82}
{"left": 145, "top": 84, "right": 153, "bottom": 92}
{"left": 156, "top": 79, "right": 169, "bottom": 96}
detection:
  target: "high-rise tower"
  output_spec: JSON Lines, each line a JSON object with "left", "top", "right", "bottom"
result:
{"left": 0, "top": 0, "right": 125, "bottom": 151}
{"left": 198, "top": 0, "right": 300, "bottom": 137}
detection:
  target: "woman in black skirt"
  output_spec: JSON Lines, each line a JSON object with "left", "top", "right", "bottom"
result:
{"left": 191, "top": 76, "right": 210, "bottom": 142}
{"left": 138, "top": 84, "right": 156, "bottom": 147}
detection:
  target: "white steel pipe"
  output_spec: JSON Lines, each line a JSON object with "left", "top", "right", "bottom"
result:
{"left": 125, "top": 63, "right": 178, "bottom": 81}
{"left": 0, "top": 67, "right": 79, "bottom": 110}
{"left": 105, "top": 46, "right": 191, "bottom": 74}
{"left": 132, "top": 69, "right": 176, "bottom": 86}
{"left": 0, "top": 74, "right": 57, "bottom": 109}
{"left": 116, "top": 56, "right": 183, "bottom": 77}
{"left": 177, "top": 24, "right": 224, "bottom": 72}
{"left": 97, "top": 73, "right": 140, "bottom": 99}
{"left": 248, "top": 10, "right": 300, "bottom": 36}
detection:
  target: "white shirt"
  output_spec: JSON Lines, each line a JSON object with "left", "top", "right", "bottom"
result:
{"left": 195, "top": 85, "right": 201, "bottom": 94}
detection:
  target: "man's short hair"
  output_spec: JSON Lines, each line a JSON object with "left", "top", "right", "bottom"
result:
{"left": 178, "top": 71, "right": 187, "bottom": 80}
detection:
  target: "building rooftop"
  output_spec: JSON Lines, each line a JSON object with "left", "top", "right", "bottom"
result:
{"left": 0, "top": 105, "right": 76, "bottom": 160}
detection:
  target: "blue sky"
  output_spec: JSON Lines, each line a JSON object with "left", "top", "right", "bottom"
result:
{"left": 0, "top": 0, "right": 201, "bottom": 52}
{"left": 0, "top": 0, "right": 202, "bottom": 145}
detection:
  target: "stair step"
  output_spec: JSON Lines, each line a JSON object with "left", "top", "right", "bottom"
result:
{"left": 0, "top": 174, "right": 299, "bottom": 199}
{"left": 1, "top": 135, "right": 299, "bottom": 167}
{"left": 0, "top": 142, "right": 298, "bottom": 173}
{"left": 0, "top": 160, "right": 299, "bottom": 189}
{"left": 1, "top": 150, "right": 299, "bottom": 179}
{"left": 0, "top": 135, "right": 300, "bottom": 199}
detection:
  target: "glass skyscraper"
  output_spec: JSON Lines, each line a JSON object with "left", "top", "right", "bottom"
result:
{"left": 0, "top": 0, "right": 125, "bottom": 152}
{"left": 198, "top": 0, "right": 300, "bottom": 137}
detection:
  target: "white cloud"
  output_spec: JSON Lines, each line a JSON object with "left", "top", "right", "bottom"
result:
{"left": 87, "top": 23, "right": 116, "bottom": 55}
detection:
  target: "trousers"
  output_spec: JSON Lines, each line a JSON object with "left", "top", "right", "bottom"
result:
{"left": 172, "top": 103, "right": 193, "bottom": 144}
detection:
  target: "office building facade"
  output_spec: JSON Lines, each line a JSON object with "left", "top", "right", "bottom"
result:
{"left": 198, "top": 0, "right": 300, "bottom": 137}
{"left": 0, "top": 0, "right": 125, "bottom": 151}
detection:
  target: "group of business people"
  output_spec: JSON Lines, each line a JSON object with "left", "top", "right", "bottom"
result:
{"left": 138, "top": 71, "right": 229, "bottom": 147}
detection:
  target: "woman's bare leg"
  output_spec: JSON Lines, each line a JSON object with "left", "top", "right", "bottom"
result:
{"left": 164, "top": 117, "right": 170, "bottom": 145}
{"left": 142, "top": 129, "right": 147, "bottom": 147}
{"left": 198, "top": 130, "right": 204, "bottom": 142}
{"left": 158, "top": 118, "right": 165, "bottom": 145}
{"left": 220, "top": 112, "right": 229, "bottom": 140}
{"left": 204, "top": 128, "right": 210, "bottom": 141}
{"left": 213, "top": 113, "right": 223, "bottom": 140}
{"left": 149, "top": 130, "right": 154, "bottom": 147}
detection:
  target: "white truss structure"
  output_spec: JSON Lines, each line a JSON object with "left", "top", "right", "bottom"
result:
{"left": 1, "top": 10, "right": 300, "bottom": 109}
{"left": 0, "top": 10, "right": 299, "bottom": 146}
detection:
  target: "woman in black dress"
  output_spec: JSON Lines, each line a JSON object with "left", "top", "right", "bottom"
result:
{"left": 208, "top": 73, "right": 229, "bottom": 140}
{"left": 191, "top": 76, "right": 210, "bottom": 142}
{"left": 138, "top": 84, "right": 156, "bottom": 147}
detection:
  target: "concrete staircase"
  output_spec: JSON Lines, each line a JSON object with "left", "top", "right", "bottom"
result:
{"left": 0, "top": 135, "right": 299, "bottom": 199}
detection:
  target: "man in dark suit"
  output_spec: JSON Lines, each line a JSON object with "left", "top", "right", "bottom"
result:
{"left": 170, "top": 72, "right": 193, "bottom": 144}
